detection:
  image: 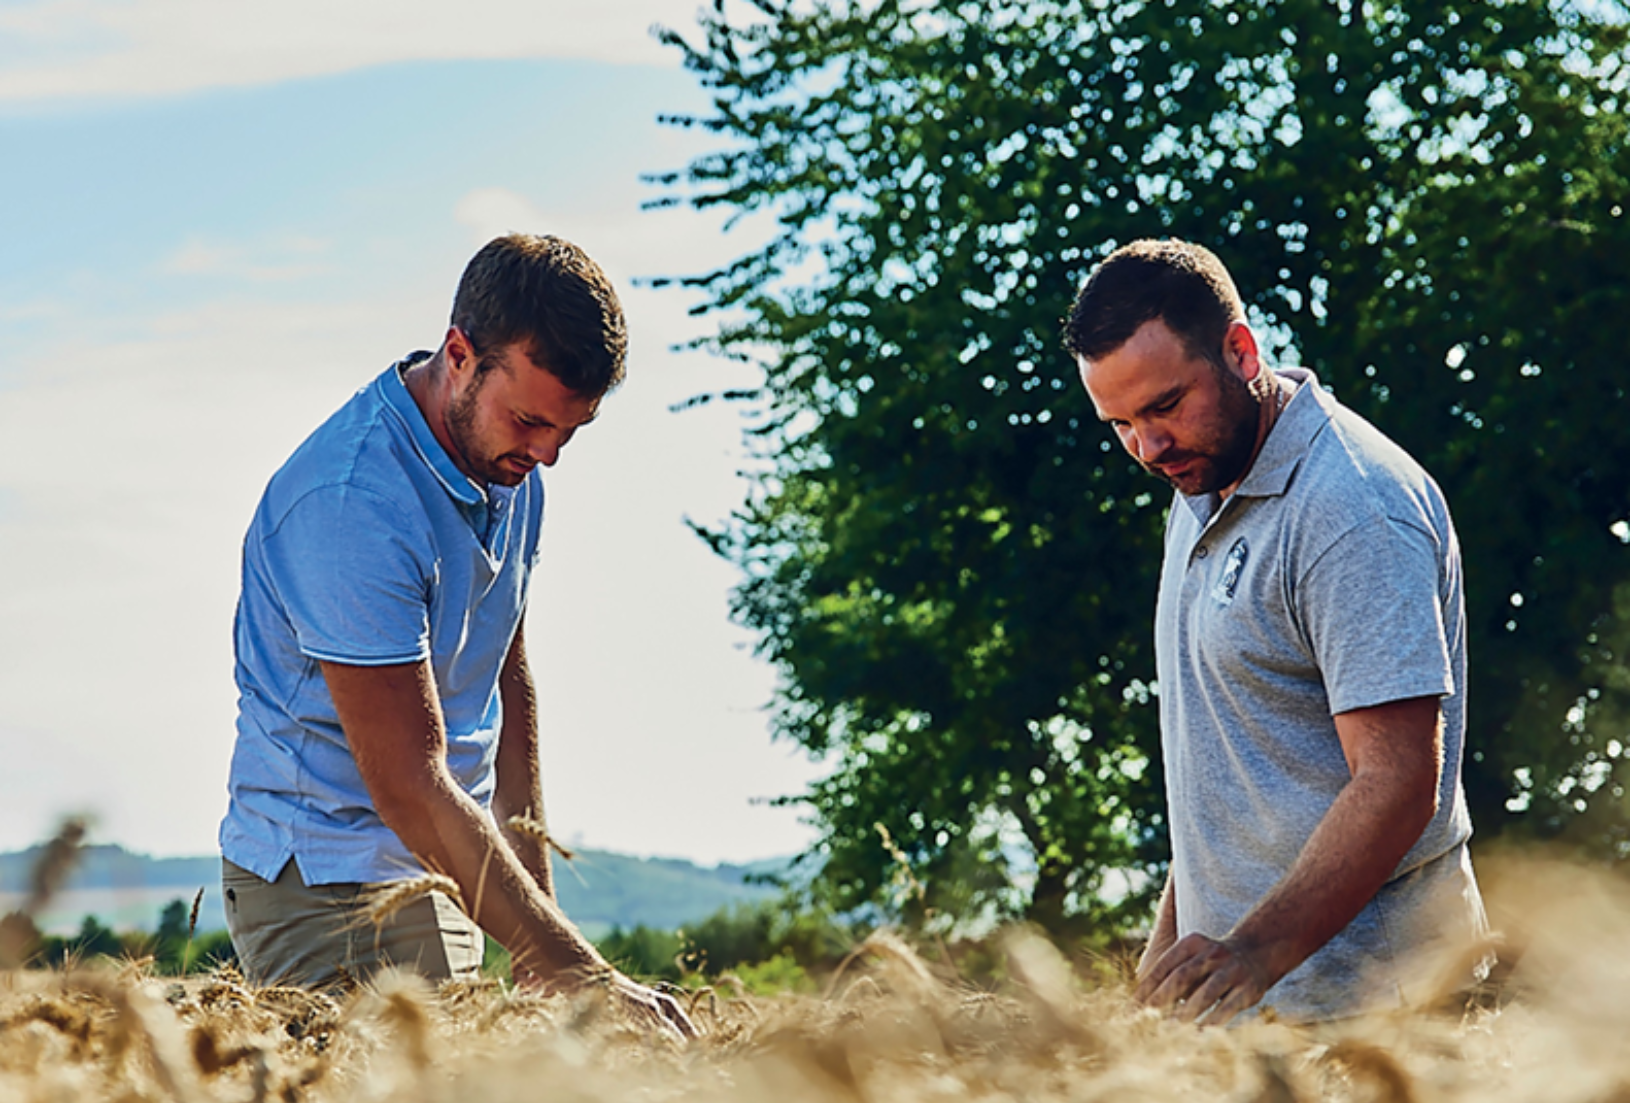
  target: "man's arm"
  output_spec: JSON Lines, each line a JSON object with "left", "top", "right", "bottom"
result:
{"left": 490, "top": 623, "right": 556, "bottom": 900}
{"left": 1134, "top": 695, "right": 1442, "bottom": 1024}
{"left": 1137, "top": 871, "right": 1179, "bottom": 978}
{"left": 321, "top": 658, "right": 696, "bottom": 1037}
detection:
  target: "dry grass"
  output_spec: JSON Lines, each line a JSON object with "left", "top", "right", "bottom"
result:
{"left": 0, "top": 817, "right": 89, "bottom": 970}
{"left": 2, "top": 848, "right": 1628, "bottom": 1102}
{"left": 505, "top": 815, "right": 576, "bottom": 861}
{"left": 357, "top": 874, "right": 466, "bottom": 931}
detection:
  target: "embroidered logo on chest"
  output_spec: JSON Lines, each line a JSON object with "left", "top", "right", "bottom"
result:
{"left": 1212, "top": 537, "right": 1249, "bottom": 607}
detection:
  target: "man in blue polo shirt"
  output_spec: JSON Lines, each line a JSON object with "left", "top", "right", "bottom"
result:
{"left": 1063, "top": 239, "right": 1487, "bottom": 1024}
{"left": 221, "top": 234, "right": 693, "bottom": 1037}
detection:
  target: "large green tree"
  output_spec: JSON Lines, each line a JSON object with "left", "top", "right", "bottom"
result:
{"left": 655, "top": 0, "right": 1630, "bottom": 930}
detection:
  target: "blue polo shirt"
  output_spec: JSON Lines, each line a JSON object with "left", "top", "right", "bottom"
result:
{"left": 220, "top": 354, "right": 545, "bottom": 886}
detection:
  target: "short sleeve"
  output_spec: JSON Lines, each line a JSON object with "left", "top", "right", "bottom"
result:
{"left": 1295, "top": 517, "right": 1454, "bottom": 715}
{"left": 260, "top": 485, "right": 432, "bottom": 665}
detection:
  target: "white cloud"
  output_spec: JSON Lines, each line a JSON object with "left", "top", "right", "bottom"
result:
{"left": 0, "top": 0, "right": 701, "bottom": 105}
{"left": 158, "top": 235, "right": 331, "bottom": 282}
{"left": 0, "top": 238, "right": 818, "bottom": 864}
{"left": 451, "top": 183, "right": 780, "bottom": 308}
{"left": 454, "top": 188, "right": 553, "bottom": 245}
{"left": 0, "top": 299, "right": 68, "bottom": 324}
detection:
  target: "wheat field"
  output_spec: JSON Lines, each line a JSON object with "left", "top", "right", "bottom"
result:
{"left": 2, "top": 849, "right": 1627, "bottom": 1103}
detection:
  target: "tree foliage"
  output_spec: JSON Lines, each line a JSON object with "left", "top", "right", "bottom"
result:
{"left": 25, "top": 902, "right": 235, "bottom": 974}
{"left": 654, "top": 0, "right": 1630, "bottom": 930}
{"left": 597, "top": 899, "right": 856, "bottom": 990}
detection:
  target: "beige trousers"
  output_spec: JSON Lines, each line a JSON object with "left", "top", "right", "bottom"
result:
{"left": 222, "top": 858, "right": 484, "bottom": 989}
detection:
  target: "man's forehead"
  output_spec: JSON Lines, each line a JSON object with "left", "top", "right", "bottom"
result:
{"left": 492, "top": 343, "right": 602, "bottom": 423}
{"left": 1078, "top": 341, "right": 1197, "bottom": 420}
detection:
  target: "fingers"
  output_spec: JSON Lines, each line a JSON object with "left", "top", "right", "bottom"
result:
{"left": 1132, "top": 940, "right": 1187, "bottom": 1004}
{"left": 1135, "top": 934, "right": 1222, "bottom": 1008}
{"left": 1198, "top": 983, "right": 1260, "bottom": 1028}
{"left": 609, "top": 974, "right": 702, "bottom": 1041}
{"left": 1171, "top": 965, "right": 1238, "bottom": 1024}
{"left": 657, "top": 994, "right": 701, "bottom": 1039}
{"left": 1133, "top": 935, "right": 1266, "bottom": 1027}
{"left": 624, "top": 990, "right": 681, "bottom": 1039}
{"left": 643, "top": 1001, "right": 688, "bottom": 1042}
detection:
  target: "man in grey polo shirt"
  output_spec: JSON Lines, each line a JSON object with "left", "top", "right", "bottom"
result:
{"left": 221, "top": 234, "right": 693, "bottom": 1037}
{"left": 1063, "top": 239, "right": 1487, "bottom": 1023}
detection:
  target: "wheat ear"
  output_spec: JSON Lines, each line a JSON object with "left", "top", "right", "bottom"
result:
{"left": 360, "top": 874, "right": 467, "bottom": 929}
{"left": 505, "top": 815, "right": 577, "bottom": 860}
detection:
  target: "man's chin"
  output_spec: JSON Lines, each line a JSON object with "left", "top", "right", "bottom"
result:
{"left": 478, "top": 463, "right": 530, "bottom": 488}
{"left": 1148, "top": 461, "right": 1214, "bottom": 496}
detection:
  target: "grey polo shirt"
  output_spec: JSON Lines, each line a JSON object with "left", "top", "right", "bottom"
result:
{"left": 1155, "top": 367, "right": 1486, "bottom": 1021}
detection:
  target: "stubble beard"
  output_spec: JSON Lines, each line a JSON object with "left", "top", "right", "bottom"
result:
{"left": 446, "top": 367, "right": 524, "bottom": 487}
{"left": 1147, "top": 364, "right": 1263, "bottom": 496}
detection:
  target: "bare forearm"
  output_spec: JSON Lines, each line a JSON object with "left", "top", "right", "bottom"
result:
{"left": 1136, "top": 698, "right": 1442, "bottom": 1022}
{"left": 492, "top": 728, "right": 555, "bottom": 901}
{"left": 495, "top": 803, "right": 556, "bottom": 900}
{"left": 321, "top": 658, "right": 600, "bottom": 990}
{"left": 1227, "top": 766, "right": 1433, "bottom": 983}
{"left": 489, "top": 710, "right": 554, "bottom": 899}
{"left": 380, "top": 776, "right": 597, "bottom": 980}
{"left": 494, "top": 627, "right": 556, "bottom": 898}
{"left": 1139, "top": 872, "right": 1178, "bottom": 977}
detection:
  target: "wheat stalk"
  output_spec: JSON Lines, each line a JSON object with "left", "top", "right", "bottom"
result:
{"left": 178, "top": 887, "right": 205, "bottom": 976}
{"left": 360, "top": 874, "right": 466, "bottom": 930}
{"left": 2, "top": 817, "right": 92, "bottom": 969}
{"left": 27, "top": 817, "right": 89, "bottom": 915}
{"left": 504, "top": 815, "right": 577, "bottom": 861}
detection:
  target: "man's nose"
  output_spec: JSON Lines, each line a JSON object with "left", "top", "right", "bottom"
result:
{"left": 527, "top": 433, "right": 564, "bottom": 468}
{"left": 1130, "top": 423, "right": 1172, "bottom": 463}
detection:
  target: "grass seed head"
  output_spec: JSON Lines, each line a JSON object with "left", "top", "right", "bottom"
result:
{"left": 359, "top": 874, "right": 466, "bottom": 930}
{"left": 27, "top": 817, "right": 89, "bottom": 915}
{"left": 364, "top": 969, "right": 435, "bottom": 1070}
{"left": 505, "top": 815, "right": 576, "bottom": 861}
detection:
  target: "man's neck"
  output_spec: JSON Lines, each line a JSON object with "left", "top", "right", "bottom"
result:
{"left": 1218, "top": 366, "right": 1289, "bottom": 502}
{"left": 402, "top": 350, "right": 460, "bottom": 475}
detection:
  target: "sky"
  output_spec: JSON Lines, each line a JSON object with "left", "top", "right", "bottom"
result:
{"left": 0, "top": 0, "right": 828, "bottom": 866}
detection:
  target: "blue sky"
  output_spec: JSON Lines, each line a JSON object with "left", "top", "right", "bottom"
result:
{"left": 0, "top": 0, "right": 823, "bottom": 865}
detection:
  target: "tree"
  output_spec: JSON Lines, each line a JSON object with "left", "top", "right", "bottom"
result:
{"left": 654, "top": 0, "right": 1630, "bottom": 931}
{"left": 46, "top": 914, "right": 126, "bottom": 965}
{"left": 157, "top": 898, "right": 189, "bottom": 945}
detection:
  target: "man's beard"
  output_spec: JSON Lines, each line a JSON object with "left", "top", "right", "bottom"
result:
{"left": 1145, "top": 364, "right": 1263, "bottom": 496}
{"left": 445, "top": 368, "right": 525, "bottom": 487}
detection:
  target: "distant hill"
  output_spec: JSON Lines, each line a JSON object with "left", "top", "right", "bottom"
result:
{"left": 0, "top": 843, "right": 789, "bottom": 938}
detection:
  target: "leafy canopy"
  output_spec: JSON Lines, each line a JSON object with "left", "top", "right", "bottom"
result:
{"left": 654, "top": 0, "right": 1630, "bottom": 931}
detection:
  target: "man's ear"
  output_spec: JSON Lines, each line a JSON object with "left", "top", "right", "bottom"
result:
{"left": 445, "top": 326, "right": 478, "bottom": 376}
{"left": 1225, "top": 321, "right": 1262, "bottom": 382}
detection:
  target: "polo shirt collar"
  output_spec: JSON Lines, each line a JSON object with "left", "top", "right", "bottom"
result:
{"left": 1230, "top": 366, "right": 1332, "bottom": 500}
{"left": 1173, "top": 367, "right": 1333, "bottom": 527}
{"left": 378, "top": 353, "right": 486, "bottom": 507}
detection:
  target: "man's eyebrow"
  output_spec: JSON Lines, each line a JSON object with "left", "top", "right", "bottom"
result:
{"left": 1100, "top": 383, "right": 1186, "bottom": 422}
{"left": 516, "top": 406, "right": 600, "bottom": 428}
{"left": 1139, "top": 384, "right": 1185, "bottom": 414}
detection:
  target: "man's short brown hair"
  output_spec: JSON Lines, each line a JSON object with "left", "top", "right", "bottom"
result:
{"left": 452, "top": 234, "right": 628, "bottom": 397}
{"left": 1061, "top": 239, "right": 1245, "bottom": 369}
